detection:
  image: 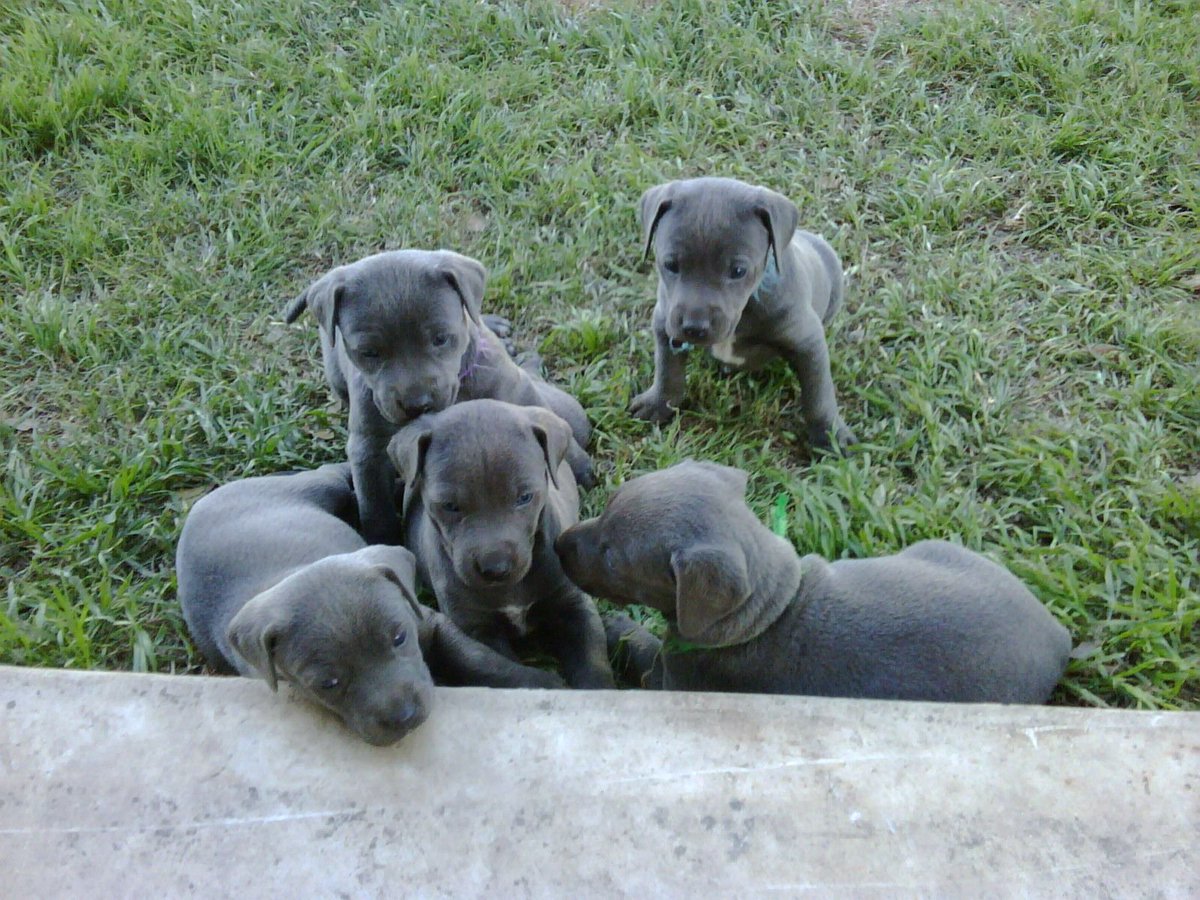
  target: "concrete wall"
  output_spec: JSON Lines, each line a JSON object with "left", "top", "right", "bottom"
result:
{"left": 1, "top": 666, "right": 1196, "bottom": 897}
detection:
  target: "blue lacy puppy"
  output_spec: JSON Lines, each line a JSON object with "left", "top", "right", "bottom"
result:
{"left": 557, "top": 461, "right": 1071, "bottom": 703}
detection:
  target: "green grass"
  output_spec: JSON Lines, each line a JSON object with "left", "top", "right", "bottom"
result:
{"left": 2, "top": 0, "right": 1197, "bottom": 708}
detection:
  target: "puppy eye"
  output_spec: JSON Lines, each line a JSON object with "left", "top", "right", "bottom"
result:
{"left": 515, "top": 491, "right": 533, "bottom": 507}
{"left": 431, "top": 333, "right": 450, "bottom": 348}
{"left": 392, "top": 628, "right": 407, "bottom": 648}
{"left": 662, "top": 259, "right": 680, "bottom": 275}
{"left": 358, "top": 349, "right": 380, "bottom": 360}
{"left": 319, "top": 676, "right": 340, "bottom": 691}
{"left": 440, "top": 501, "right": 461, "bottom": 514}
{"left": 729, "top": 264, "right": 748, "bottom": 279}
{"left": 603, "top": 545, "right": 616, "bottom": 568}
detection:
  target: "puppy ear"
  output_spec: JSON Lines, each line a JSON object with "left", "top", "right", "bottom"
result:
{"left": 638, "top": 182, "right": 675, "bottom": 261}
{"left": 388, "top": 422, "right": 434, "bottom": 518}
{"left": 285, "top": 268, "right": 346, "bottom": 336}
{"left": 522, "top": 406, "right": 572, "bottom": 490}
{"left": 670, "top": 543, "right": 752, "bottom": 645}
{"left": 363, "top": 546, "right": 419, "bottom": 600}
{"left": 435, "top": 251, "right": 487, "bottom": 326}
{"left": 753, "top": 187, "right": 799, "bottom": 273}
{"left": 226, "top": 593, "right": 287, "bottom": 692}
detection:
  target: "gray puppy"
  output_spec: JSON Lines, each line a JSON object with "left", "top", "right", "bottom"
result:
{"left": 630, "top": 177, "right": 855, "bottom": 452}
{"left": 285, "top": 249, "right": 594, "bottom": 544}
{"left": 390, "top": 399, "right": 615, "bottom": 689}
{"left": 177, "top": 463, "right": 563, "bottom": 746}
{"left": 556, "top": 461, "right": 1072, "bottom": 703}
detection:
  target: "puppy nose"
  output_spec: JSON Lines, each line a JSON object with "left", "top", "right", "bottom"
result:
{"left": 681, "top": 323, "right": 710, "bottom": 342}
{"left": 377, "top": 700, "right": 425, "bottom": 733}
{"left": 475, "top": 556, "right": 514, "bottom": 583}
{"left": 402, "top": 399, "right": 436, "bottom": 419}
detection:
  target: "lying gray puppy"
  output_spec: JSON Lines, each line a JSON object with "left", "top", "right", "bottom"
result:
{"left": 176, "top": 463, "right": 563, "bottom": 746}
{"left": 285, "top": 249, "right": 593, "bottom": 544}
{"left": 556, "top": 461, "right": 1072, "bottom": 703}
{"left": 630, "top": 177, "right": 855, "bottom": 452}
{"left": 390, "top": 399, "right": 614, "bottom": 689}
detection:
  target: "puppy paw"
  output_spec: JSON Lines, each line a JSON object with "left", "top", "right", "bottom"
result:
{"left": 481, "top": 313, "right": 512, "bottom": 339}
{"left": 807, "top": 421, "right": 857, "bottom": 455}
{"left": 528, "top": 669, "right": 568, "bottom": 690}
{"left": 630, "top": 390, "right": 677, "bottom": 424}
{"left": 571, "top": 455, "right": 597, "bottom": 491}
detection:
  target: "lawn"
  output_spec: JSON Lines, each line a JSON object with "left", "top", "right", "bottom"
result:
{"left": 1, "top": 0, "right": 1197, "bottom": 708}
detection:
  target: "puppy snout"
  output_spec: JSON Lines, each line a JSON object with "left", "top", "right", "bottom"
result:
{"left": 402, "top": 398, "right": 437, "bottom": 419}
{"left": 680, "top": 322, "right": 711, "bottom": 342}
{"left": 378, "top": 699, "right": 426, "bottom": 731}
{"left": 474, "top": 552, "right": 515, "bottom": 583}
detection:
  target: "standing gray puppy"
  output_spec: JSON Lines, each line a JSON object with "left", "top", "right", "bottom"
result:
{"left": 390, "top": 400, "right": 614, "bottom": 689}
{"left": 177, "top": 463, "right": 563, "bottom": 746}
{"left": 285, "top": 249, "right": 593, "bottom": 545}
{"left": 556, "top": 461, "right": 1072, "bottom": 703}
{"left": 631, "top": 177, "right": 855, "bottom": 452}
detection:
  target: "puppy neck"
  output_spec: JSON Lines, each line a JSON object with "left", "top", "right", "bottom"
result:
{"left": 748, "top": 253, "right": 781, "bottom": 306}
{"left": 457, "top": 324, "right": 487, "bottom": 383}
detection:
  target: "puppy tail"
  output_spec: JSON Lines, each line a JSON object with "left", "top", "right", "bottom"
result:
{"left": 283, "top": 290, "right": 309, "bottom": 324}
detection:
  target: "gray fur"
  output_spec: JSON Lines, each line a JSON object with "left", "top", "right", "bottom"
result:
{"left": 390, "top": 400, "right": 614, "bottom": 689}
{"left": 556, "top": 461, "right": 1072, "bottom": 703}
{"left": 285, "top": 249, "right": 594, "bottom": 544}
{"left": 176, "top": 463, "right": 563, "bottom": 746}
{"left": 630, "top": 177, "right": 855, "bottom": 451}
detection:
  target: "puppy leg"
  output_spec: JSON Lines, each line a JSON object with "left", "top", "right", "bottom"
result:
{"left": 420, "top": 610, "right": 565, "bottom": 689}
{"left": 781, "top": 318, "right": 856, "bottom": 452}
{"left": 630, "top": 311, "right": 687, "bottom": 423}
{"left": 541, "top": 591, "right": 615, "bottom": 689}
{"left": 481, "top": 314, "right": 516, "bottom": 358}
{"left": 602, "top": 611, "right": 664, "bottom": 690}
{"left": 347, "top": 396, "right": 402, "bottom": 544}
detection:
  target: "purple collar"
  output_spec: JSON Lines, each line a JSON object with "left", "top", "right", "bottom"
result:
{"left": 458, "top": 331, "right": 488, "bottom": 382}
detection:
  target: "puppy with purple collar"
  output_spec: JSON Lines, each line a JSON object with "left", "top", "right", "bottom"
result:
{"left": 286, "top": 249, "right": 593, "bottom": 544}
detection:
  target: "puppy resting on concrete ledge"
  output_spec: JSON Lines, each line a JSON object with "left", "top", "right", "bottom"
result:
{"left": 177, "top": 463, "right": 563, "bottom": 746}
{"left": 285, "top": 249, "right": 594, "bottom": 544}
{"left": 390, "top": 400, "right": 614, "bottom": 689}
{"left": 556, "top": 461, "right": 1071, "bottom": 703}
{"left": 630, "top": 177, "right": 855, "bottom": 452}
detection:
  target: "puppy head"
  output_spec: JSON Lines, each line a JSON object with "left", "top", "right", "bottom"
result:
{"left": 227, "top": 545, "right": 434, "bottom": 746}
{"left": 290, "top": 249, "right": 487, "bottom": 425}
{"left": 639, "top": 177, "right": 799, "bottom": 348}
{"left": 389, "top": 399, "right": 572, "bottom": 592}
{"left": 555, "top": 460, "right": 757, "bottom": 646}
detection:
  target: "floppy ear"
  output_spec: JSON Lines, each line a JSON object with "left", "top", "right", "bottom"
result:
{"left": 284, "top": 268, "right": 346, "bottom": 336}
{"left": 638, "top": 182, "right": 675, "bottom": 261}
{"left": 226, "top": 593, "right": 288, "bottom": 692}
{"left": 387, "top": 422, "right": 434, "bottom": 517}
{"left": 670, "top": 543, "right": 752, "bottom": 644}
{"left": 435, "top": 251, "right": 487, "bottom": 326}
{"left": 522, "top": 406, "right": 572, "bottom": 490}
{"left": 753, "top": 187, "right": 799, "bottom": 273}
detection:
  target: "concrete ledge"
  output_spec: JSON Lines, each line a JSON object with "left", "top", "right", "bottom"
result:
{"left": 1, "top": 666, "right": 1196, "bottom": 897}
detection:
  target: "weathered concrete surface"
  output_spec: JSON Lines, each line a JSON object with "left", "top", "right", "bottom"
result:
{"left": 0, "top": 666, "right": 1196, "bottom": 898}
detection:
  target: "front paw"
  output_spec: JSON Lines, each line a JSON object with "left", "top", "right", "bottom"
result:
{"left": 630, "top": 389, "right": 677, "bottom": 424}
{"left": 481, "top": 313, "right": 512, "bottom": 339}
{"left": 569, "top": 448, "right": 596, "bottom": 490}
{"left": 525, "top": 668, "right": 567, "bottom": 690}
{"left": 807, "top": 420, "right": 858, "bottom": 455}
{"left": 568, "top": 667, "right": 617, "bottom": 690}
